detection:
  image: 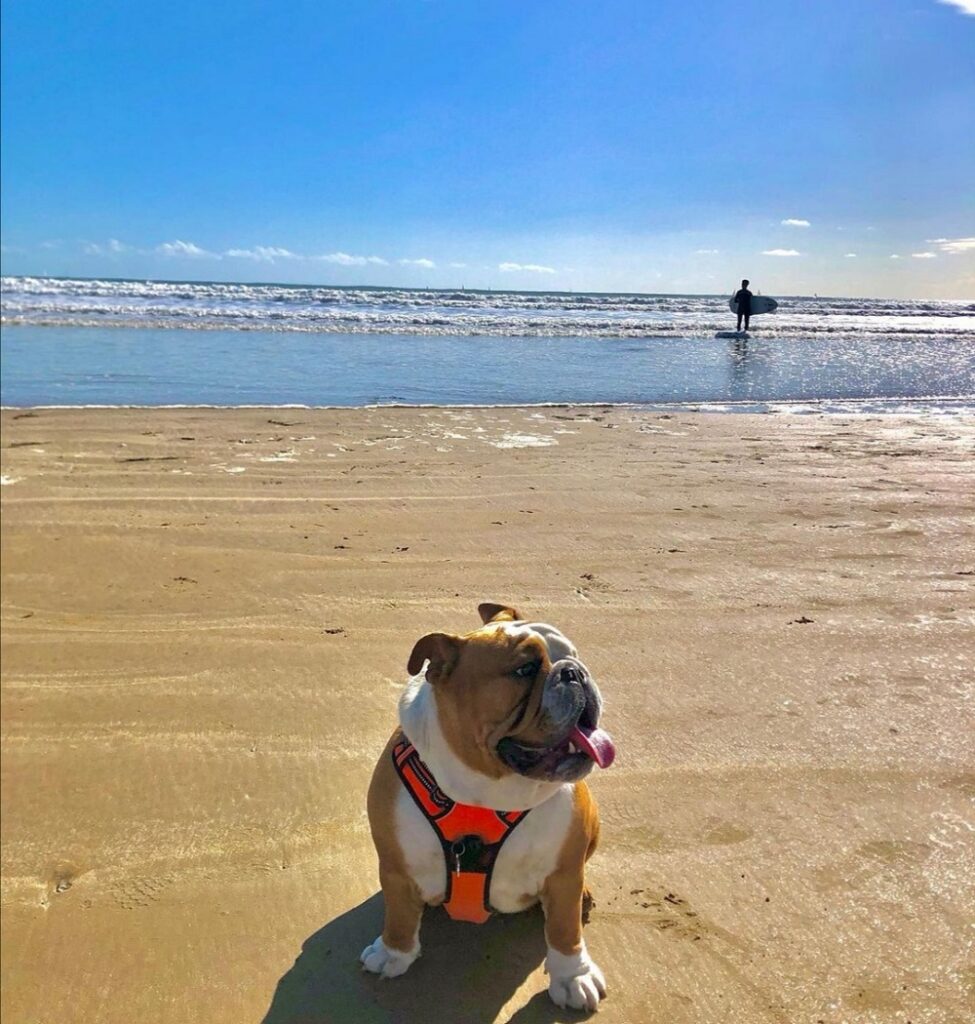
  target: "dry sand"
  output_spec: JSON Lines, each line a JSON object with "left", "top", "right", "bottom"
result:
{"left": 1, "top": 406, "right": 973, "bottom": 1024}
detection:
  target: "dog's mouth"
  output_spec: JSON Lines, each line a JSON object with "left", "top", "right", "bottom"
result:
{"left": 567, "top": 710, "right": 616, "bottom": 769}
{"left": 496, "top": 687, "right": 616, "bottom": 782}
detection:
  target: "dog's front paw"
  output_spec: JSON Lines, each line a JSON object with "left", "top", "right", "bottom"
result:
{"left": 360, "top": 935, "right": 420, "bottom": 978}
{"left": 546, "top": 947, "right": 607, "bottom": 1012}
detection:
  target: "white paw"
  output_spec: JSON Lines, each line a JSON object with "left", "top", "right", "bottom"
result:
{"left": 546, "top": 946, "right": 607, "bottom": 1012}
{"left": 359, "top": 935, "right": 420, "bottom": 978}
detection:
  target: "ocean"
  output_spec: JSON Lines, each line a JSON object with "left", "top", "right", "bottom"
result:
{"left": 2, "top": 276, "right": 974, "bottom": 410}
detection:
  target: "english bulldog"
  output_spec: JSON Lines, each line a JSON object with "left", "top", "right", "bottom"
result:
{"left": 361, "top": 603, "right": 616, "bottom": 1011}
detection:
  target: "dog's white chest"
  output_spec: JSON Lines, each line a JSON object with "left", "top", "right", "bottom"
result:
{"left": 395, "top": 783, "right": 575, "bottom": 913}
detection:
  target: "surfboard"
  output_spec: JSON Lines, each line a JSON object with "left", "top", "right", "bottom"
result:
{"left": 729, "top": 295, "right": 777, "bottom": 315}
{"left": 715, "top": 330, "right": 749, "bottom": 338}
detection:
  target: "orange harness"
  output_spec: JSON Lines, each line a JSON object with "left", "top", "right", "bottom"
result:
{"left": 392, "top": 735, "right": 530, "bottom": 924}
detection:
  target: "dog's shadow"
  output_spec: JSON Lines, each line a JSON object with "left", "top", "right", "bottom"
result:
{"left": 261, "top": 893, "right": 575, "bottom": 1024}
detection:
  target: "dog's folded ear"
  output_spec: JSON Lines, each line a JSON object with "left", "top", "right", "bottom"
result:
{"left": 478, "top": 602, "right": 522, "bottom": 624}
{"left": 408, "top": 632, "right": 461, "bottom": 682}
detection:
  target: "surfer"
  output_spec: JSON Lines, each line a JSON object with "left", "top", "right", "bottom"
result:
{"left": 733, "top": 279, "right": 753, "bottom": 332}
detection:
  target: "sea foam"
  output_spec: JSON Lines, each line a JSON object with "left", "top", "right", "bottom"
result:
{"left": 3, "top": 276, "right": 973, "bottom": 341}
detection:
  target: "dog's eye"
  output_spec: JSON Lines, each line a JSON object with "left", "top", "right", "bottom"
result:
{"left": 513, "top": 661, "right": 540, "bottom": 680}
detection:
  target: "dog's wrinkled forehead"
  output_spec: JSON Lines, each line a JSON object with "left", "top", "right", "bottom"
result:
{"left": 494, "top": 620, "right": 578, "bottom": 662}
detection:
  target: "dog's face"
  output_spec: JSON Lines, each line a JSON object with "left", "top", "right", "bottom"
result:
{"left": 408, "top": 603, "right": 615, "bottom": 784}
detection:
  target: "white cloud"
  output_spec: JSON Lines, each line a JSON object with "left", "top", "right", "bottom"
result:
{"left": 498, "top": 262, "right": 556, "bottom": 273}
{"left": 449, "top": 261, "right": 468, "bottom": 268}
{"left": 399, "top": 258, "right": 436, "bottom": 268}
{"left": 761, "top": 249, "right": 801, "bottom": 257}
{"left": 890, "top": 254, "right": 901, "bottom": 259}
{"left": 695, "top": 248, "right": 719, "bottom": 255}
{"left": 844, "top": 253, "right": 858, "bottom": 258}
{"left": 911, "top": 252, "right": 937, "bottom": 259}
{"left": 157, "top": 239, "right": 217, "bottom": 258}
{"left": 927, "top": 236, "right": 975, "bottom": 255}
{"left": 319, "top": 251, "right": 388, "bottom": 266}
{"left": 39, "top": 239, "right": 63, "bottom": 250}
{"left": 781, "top": 219, "right": 811, "bottom": 228}
{"left": 225, "top": 246, "right": 298, "bottom": 262}
{"left": 81, "top": 238, "right": 130, "bottom": 255}
{"left": 938, "top": 1, "right": 975, "bottom": 16}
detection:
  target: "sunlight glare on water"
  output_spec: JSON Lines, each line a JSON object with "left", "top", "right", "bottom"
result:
{"left": 2, "top": 325, "right": 973, "bottom": 409}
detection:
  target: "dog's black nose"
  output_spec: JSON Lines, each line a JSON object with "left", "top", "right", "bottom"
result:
{"left": 550, "top": 658, "right": 590, "bottom": 689}
{"left": 559, "top": 664, "right": 581, "bottom": 685}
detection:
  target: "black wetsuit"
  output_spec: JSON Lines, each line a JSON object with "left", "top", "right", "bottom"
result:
{"left": 734, "top": 288, "right": 753, "bottom": 330}
{"left": 734, "top": 288, "right": 753, "bottom": 316}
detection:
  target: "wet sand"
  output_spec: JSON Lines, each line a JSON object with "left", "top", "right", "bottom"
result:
{"left": 2, "top": 406, "right": 973, "bottom": 1024}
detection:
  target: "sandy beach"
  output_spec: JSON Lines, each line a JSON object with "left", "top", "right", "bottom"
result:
{"left": 1, "top": 405, "right": 973, "bottom": 1024}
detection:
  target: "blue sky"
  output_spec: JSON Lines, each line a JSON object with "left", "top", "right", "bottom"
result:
{"left": 2, "top": 0, "right": 973, "bottom": 297}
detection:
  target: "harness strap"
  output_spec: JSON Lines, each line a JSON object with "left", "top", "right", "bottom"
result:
{"left": 392, "top": 735, "right": 529, "bottom": 923}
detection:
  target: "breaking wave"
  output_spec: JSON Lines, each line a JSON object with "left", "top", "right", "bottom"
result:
{"left": 3, "top": 276, "right": 973, "bottom": 341}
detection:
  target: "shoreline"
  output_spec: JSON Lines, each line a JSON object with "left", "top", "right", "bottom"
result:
{"left": 2, "top": 405, "right": 973, "bottom": 1023}
{"left": 3, "top": 397, "right": 974, "bottom": 414}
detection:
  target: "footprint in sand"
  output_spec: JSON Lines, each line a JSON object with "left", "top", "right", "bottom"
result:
{"left": 576, "top": 572, "right": 611, "bottom": 602}
{"left": 626, "top": 887, "right": 711, "bottom": 942}
{"left": 812, "top": 839, "right": 931, "bottom": 893}
{"left": 940, "top": 773, "right": 975, "bottom": 799}
{"left": 111, "top": 874, "right": 174, "bottom": 910}
{"left": 843, "top": 978, "right": 905, "bottom": 1013}
{"left": 46, "top": 861, "right": 88, "bottom": 897}
{"left": 702, "top": 822, "right": 753, "bottom": 846}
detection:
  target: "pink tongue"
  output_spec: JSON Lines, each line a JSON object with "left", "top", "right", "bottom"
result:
{"left": 570, "top": 724, "right": 616, "bottom": 769}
